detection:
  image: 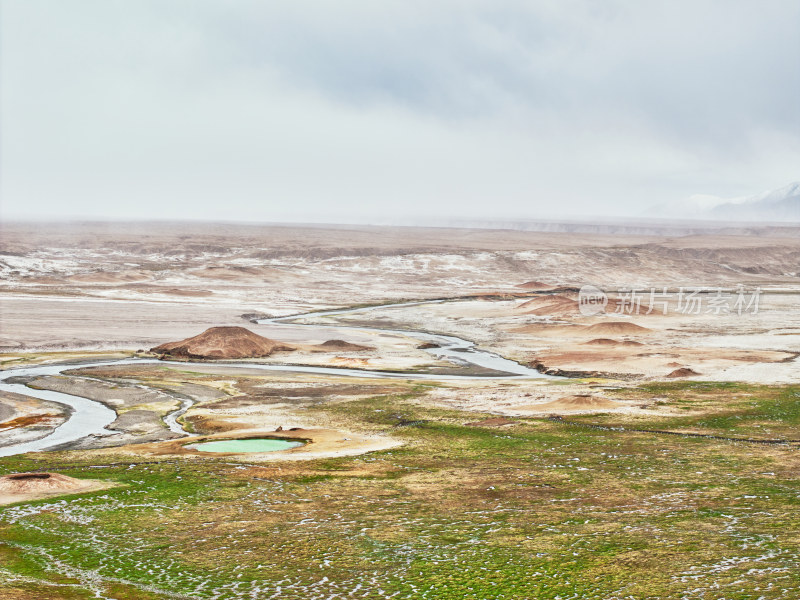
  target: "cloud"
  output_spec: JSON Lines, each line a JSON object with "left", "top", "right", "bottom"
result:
{"left": 1, "top": 0, "right": 799, "bottom": 222}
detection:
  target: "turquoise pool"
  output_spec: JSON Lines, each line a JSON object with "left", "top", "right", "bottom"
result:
{"left": 190, "top": 438, "right": 304, "bottom": 453}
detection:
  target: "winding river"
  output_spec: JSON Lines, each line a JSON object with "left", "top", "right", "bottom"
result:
{"left": 0, "top": 301, "right": 552, "bottom": 457}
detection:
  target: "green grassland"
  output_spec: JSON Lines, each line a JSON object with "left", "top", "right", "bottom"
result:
{"left": 1, "top": 381, "right": 799, "bottom": 599}
{"left": 577, "top": 382, "right": 800, "bottom": 440}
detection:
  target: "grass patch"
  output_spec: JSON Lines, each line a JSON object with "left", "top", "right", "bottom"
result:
{"left": 578, "top": 382, "right": 800, "bottom": 439}
{"left": 1, "top": 379, "right": 800, "bottom": 598}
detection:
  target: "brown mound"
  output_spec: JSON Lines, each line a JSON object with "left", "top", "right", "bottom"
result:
{"left": 465, "top": 417, "right": 519, "bottom": 427}
{"left": 516, "top": 280, "right": 552, "bottom": 290}
{"left": 583, "top": 338, "right": 620, "bottom": 346}
{"left": 582, "top": 338, "right": 645, "bottom": 347}
{"left": 512, "top": 322, "right": 650, "bottom": 338}
{"left": 0, "top": 472, "right": 114, "bottom": 505}
{"left": 526, "top": 297, "right": 579, "bottom": 316}
{"left": 532, "top": 394, "right": 622, "bottom": 412}
{"left": 584, "top": 321, "right": 651, "bottom": 335}
{"left": 151, "top": 326, "right": 295, "bottom": 359}
{"left": 516, "top": 294, "right": 574, "bottom": 310}
{"left": 666, "top": 367, "right": 701, "bottom": 378}
{"left": 314, "top": 339, "right": 374, "bottom": 352}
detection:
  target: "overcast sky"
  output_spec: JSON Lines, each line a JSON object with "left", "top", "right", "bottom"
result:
{"left": 1, "top": 0, "right": 798, "bottom": 223}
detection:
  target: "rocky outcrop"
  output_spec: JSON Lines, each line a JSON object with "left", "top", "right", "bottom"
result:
{"left": 151, "top": 326, "right": 295, "bottom": 359}
{"left": 313, "top": 339, "right": 374, "bottom": 352}
{"left": 666, "top": 367, "right": 701, "bottom": 378}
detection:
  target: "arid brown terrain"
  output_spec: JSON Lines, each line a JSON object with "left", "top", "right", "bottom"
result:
{"left": 2, "top": 221, "right": 800, "bottom": 600}
{"left": 1, "top": 220, "right": 798, "bottom": 431}
{"left": 2, "top": 221, "right": 799, "bottom": 352}
{"left": 2, "top": 221, "right": 799, "bottom": 384}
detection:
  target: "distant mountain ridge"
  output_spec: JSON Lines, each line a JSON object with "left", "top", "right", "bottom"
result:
{"left": 649, "top": 182, "right": 800, "bottom": 223}
{"left": 710, "top": 182, "right": 800, "bottom": 221}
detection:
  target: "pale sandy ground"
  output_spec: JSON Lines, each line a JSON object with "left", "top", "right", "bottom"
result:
{"left": 413, "top": 378, "right": 679, "bottom": 418}
{"left": 94, "top": 428, "right": 402, "bottom": 463}
{"left": 0, "top": 297, "right": 444, "bottom": 370}
{"left": 1, "top": 222, "right": 799, "bottom": 453}
{"left": 2, "top": 222, "right": 799, "bottom": 351}
{"left": 0, "top": 391, "right": 71, "bottom": 448}
{"left": 0, "top": 473, "right": 118, "bottom": 506}
{"left": 331, "top": 293, "right": 800, "bottom": 384}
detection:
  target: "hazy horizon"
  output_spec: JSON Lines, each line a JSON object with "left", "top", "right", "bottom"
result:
{"left": 2, "top": 1, "right": 799, "bottom": 223}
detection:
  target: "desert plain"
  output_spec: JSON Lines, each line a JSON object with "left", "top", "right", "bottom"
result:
{"left": 1, "top": 221, "right": 800, "bottom": 599}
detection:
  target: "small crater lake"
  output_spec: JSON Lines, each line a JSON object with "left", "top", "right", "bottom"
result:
{"left": 189, "top": 438, "right": 304, "bottom": 453}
